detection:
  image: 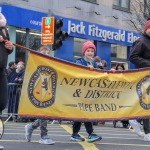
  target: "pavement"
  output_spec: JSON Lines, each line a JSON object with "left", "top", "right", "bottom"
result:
{"left": 0, "top": 120, "right": 150, "bottom": 150}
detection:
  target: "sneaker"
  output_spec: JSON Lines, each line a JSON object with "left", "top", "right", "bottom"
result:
{"left": 144, "top": 133, "right": 150, "bottom": 141}
{"left": 70, "top": 134, "right": 85, "bottom": 142}
{"left": 87, "top": 133, "right": 102, "bottom": 142}
{"left": 115, "top": 121, "right": 123, "bottom": 128}
{"left": 0, "top": 145, "right": 4, "bottom": 150}
{"left": 25, "top": 123, "right": 33, "bottom": 142}
{"left": 39, "top": 138, "right": 55, "bottom": 145}
{"left": 129, "top": 120, "right": 142, "bottom": 137}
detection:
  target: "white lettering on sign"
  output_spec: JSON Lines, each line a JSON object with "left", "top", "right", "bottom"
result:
{"left": 68, "top": 20, "right": 85, "bottom": 34}
{"left": 88, "top": 24, "right": 125, "bottom": 42}
{"left": 67, "top": 20, "right": 140, "bottom": 43}
{"left": 127, "top": 32, "right": 140, "bottom": 43}
{"left": 42, "top": 37, "right": 52, "bottom": 40}
{"left": 43, "top": 40, "right": 52, "bottom": 42}
{"left": 30, "top": 20, "right": 41, "bottom": 26}
{"left": 42, "top": 34, "right": 53, "bottom": 36}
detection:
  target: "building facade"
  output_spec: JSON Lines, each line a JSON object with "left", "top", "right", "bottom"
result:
{"left": 0, "top": 0, "right": 145, "bottom": 69}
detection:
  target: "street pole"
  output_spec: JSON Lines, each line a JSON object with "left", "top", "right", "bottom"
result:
{"left": 48, "top": 9, "right": 54, "bottom": 57}
{"left": 25, "top": 28, "right": 29, "bottom": 64}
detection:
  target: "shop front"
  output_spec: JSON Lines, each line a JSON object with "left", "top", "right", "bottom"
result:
{"left": 0, "top": 4, "right": 47, "bottom": 63}
{"left": 57, "top": 17, "right": 140, "bottom": 69}
{"left": 0, "top": 4, "right": 140, "bottom": 69}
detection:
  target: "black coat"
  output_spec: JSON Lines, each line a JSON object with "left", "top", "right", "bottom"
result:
{"left": 0, "top": 26, "right": 13, "bottom": 68}
{"left": 130, "top": 33, "right": 150, "bottom": 68}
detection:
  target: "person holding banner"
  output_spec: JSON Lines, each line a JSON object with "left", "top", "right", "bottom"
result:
{"left": 113, "top": 64, "right": 131, "bottom": 128}
{"left": 0, "top": 13, "right": 13, "bottom": 149}
{"left": 70, "top": 41, "right": 102, "bottom": 142}
{"left": 0, "top": 13, "right": 13, "bottom": 111}
{"left": 25, "top": 45, "right": 55, "bottom": 145}
{"left": 130, "top": 20, "right": 150, "bottom": 141}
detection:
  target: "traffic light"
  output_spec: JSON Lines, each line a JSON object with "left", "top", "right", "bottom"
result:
{"left": 52, "top": 18, "right": 68, "bottom": 50}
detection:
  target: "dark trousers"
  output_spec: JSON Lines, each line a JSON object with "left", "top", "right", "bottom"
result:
{"left": 143, "top": 119, "right": 150, "bottom": 134}
{"left": 0, "top": 68, "right": 8, "bottom": 111}
{"left": 72, "top": 121, "right": 93, "bottom": 135}
{"left": 137, "top": 119, "right": 150, "bottom": 134}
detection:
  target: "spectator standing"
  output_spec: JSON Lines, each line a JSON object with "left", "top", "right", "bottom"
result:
{"left": 10, "top": 61, "right": 25, "bottom": 114}
{"left": 101, "top": 60, "right": 107, "bottom": 70}
{"left": 93, "top": 56, "right": 108, "bottom": 70}
{"left": 7, "top": 61, "right": 16, "bottom": 82}
{"left": 115, "top": 64, "right": 125, "bottom": 70}
{"left": 25, "top": 45, "right": 55, "bottom": 145}
{"left": 130, "top": 20, "right": 150, "bottom": 141}
{"left": 15, "top": 62, "right": 24, "bottom": 82}
{"left": 93, "top": 56, "right": 107, "bottom": 125}
{"left": 93, "top": 56, "right": 103, "bottom": 69}
{"left": 113, "top": 64, "right": 130, "bottom": 128}
{"left": 0, "top": 13, "right": 13, "bottom": 150}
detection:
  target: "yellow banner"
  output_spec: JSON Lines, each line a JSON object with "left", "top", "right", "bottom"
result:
{"left": 18, "top": 51, "right": 150, "bottom": 121}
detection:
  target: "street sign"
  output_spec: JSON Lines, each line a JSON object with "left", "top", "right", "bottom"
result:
{"left": 41, "top": 17, "right": 54, "bottom": 45}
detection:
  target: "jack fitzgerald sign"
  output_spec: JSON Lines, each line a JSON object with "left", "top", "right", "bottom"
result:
{"left": 66, "top": 19, "right": 140, "bottom": 46}
{"left": 0, "top": 4, "right": 140, "bottom": 46}
{"left": 18, "top": 51, "right": 150, "bottom": 121}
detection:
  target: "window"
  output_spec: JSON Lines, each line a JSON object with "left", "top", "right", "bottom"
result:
{"left": 111, "top": 44, "right": 128, "bottom": 69}
{"left": 16, "top": 29, "right": 26, "bottom": 62}
{"left": 16, "top": 28, "right": 41, "bottom": 62}
{"left": 111, "top": 44, "right": 127, "bottom": 59}
{"left": 144, "top": 0, "right": 150, "bottom": 19}
{"left": 113, "top": 0, "right": 130, "bottom": 12}
{"left": 74, "top": 38, "right": 87, "bottom": 61}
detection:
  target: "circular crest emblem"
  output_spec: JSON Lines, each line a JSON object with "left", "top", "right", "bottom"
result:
{"left": 136, "top": 76, "right": 150, "bottom": 110}
{"left": 28, "top": 66, "right": 57, "bottom": 108}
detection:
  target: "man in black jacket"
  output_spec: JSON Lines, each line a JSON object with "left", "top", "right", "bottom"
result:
{"left": 0, "top": 13, "right": 13, "bottom": 150}
{"left": 0, "top": 13, "right": 13, "bottom": 112}
{"left": 7, "top": 61, "right": 16, "bottom": 82}
{"left": 130, "top": 20, "right": 150, "bottom": 141}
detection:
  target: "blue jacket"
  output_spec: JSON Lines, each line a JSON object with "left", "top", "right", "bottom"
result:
{"left": 75, "top": 57, "right": 102, "bottom": 69}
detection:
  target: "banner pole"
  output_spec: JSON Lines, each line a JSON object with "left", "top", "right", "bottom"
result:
{"left": 3, "top": 40, "right": 31, "bottom": 51}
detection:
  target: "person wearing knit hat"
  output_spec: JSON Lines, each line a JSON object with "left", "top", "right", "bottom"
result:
{"left": 70, "top": 41, "right": 102, "bottom": 142}
{"left": 144, "top": 20, "right": 150, "bottom": 32}
{"left": 82, "top": 41, "right": 96, "bottom": 55}
{"left": 130, "top": 20, "right": 150, "bottom": 142}
{"left": 76, "top": 41, "right": 97, "bottom": 70}
{"left": 0, "top": 13, "right": 13, "bottom": 150}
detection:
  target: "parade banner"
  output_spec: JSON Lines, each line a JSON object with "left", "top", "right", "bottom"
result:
{"left": 18, "top": 51, "right": 150, "bottom": 121}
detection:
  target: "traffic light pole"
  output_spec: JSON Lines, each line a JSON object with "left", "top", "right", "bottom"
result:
{"left": 52, "top": 18, "right": 68, "bottom": 50}
{"left": 25, "top": 28, "right": 30, "bottom": 63}
{"left": 48, "top": 9, "right": 54, "bottom": 57}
